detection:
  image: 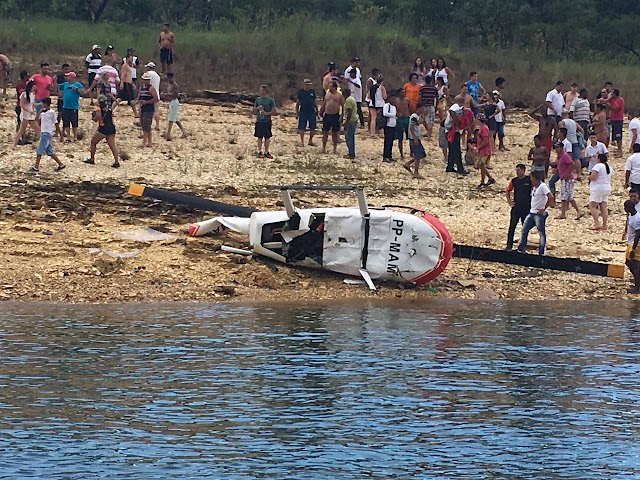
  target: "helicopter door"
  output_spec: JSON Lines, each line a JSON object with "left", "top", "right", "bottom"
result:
{"left": 322, "top": 210, "right": 364, "bottom": 277}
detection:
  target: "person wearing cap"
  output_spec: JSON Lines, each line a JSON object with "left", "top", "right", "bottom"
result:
{"left": 85, "top": 45, "right": 102, "bottom": 105}
{"left": 253, "top": 84, "right": 277, "bottom": 158}
{"left": 517, "top": 170, "right": 554, "bottom": 255}
{"left": 550, "top": 140, "right": 582, "bottom": 221}
{"left": 444, "top": 98, "right": 469, "bottom": 175}
{"left": 137, "top": 72, "right": 159, "bottom": 147}
{"left": 145, "top": 62, "right": 162, "bottom": 130}
{"left": 54, "top": 63, "right": 70, "bottom": 141}
{"left": 295, "top": 78, "right": 318, "bottom": 146}
{"left": 159, "top": 23, "right": 176, "bottom": 74}
{"left": 59, "top": 71, "right": 87, "bottom": 142}
{"left": 472, "top": 113, "right": 496, "bottom": 189}
{"left": 29, "top": 63, "right": 54, "bottom": 115}
{"left": 344, "top": 57, "right": 361, "bottom": 80}
{"left": 161, "top": 72, "right": 189, "bottom": 140}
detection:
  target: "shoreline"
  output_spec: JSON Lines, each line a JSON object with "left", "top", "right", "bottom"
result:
{"left": 0, "top": 99, "right": 637, "bottom": 303}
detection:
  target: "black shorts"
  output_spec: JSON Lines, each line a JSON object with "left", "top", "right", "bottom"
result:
{"left": 88, "top": 72, "right": 96, "bottom": 87}
{"left": 322, "top": 113, "right": 341, "bottom": 132}
{"left": 254, "top": 122, "right": 272, "bottom": 139}
{"left": 611, "top": 120, "right": 623, "bottom": 140}
{"left": 118, "top": 83, "right": 135, "bottom": 103}
{"left": 141, "top": 110, "right": 154, "bottom": 132}
{"left": 160, "top": 48, "right": 173, "bottom": 65}
{"left": 61, "top": 108, "right": 79, "bottom": 128}
{"left": 57, "top": 98, "right": 64, "bottom": 114}
{"left": 98, "top": 124, "right": 116, "bottom": 136}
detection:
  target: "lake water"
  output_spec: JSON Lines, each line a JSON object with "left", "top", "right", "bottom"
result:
{"left": 1, "top": 300, "right": 639, "bottom": 479}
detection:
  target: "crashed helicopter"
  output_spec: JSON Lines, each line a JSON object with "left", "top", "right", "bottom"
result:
{"left": 128, "top": 184, "right": 625, "bottom": 290}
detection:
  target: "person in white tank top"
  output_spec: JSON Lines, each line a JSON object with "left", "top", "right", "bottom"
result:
{"left": 435, "top": 57, "right": 455, "bottom": 86}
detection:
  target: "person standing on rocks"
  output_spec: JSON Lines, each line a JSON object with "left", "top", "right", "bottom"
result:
{"left": 545, "top": 80, "right": 564, "bottom": 126}
{"left": 551, "top": 141, "right": 582, "bottom": 221}
{"left": 403, "top": 102, "right": 426, "bottom": 178}
{"left": 517, "top": 170, "right": 554, "bottom": 255}
{"left": 319, "top": 81, "right": 344, "bottom": 155}
{"left": 471, "top": 113, "right": 496, "bottom": 189}
{"left": 30, "top": 63, "right": 54, "bottom": 115}
{"left": 505, "top": 163, "right": 532, "bottom": 250}
{"left": 60, "top": 71, "right": 87, "bottom": 143}
{"left": 295, "top": 78, "right": 318, "bottom": 146}
{"left": 346, "top": 68, "right": 364, "bottom": 127}
{"left": 161, "top": 72, "right": 189, "bottom": 140}
{"left": 342, "top": 87, "right": 357, "bottom": 160}
{"left": 570, "top": 88, "right": 590, "bottom": 134}
{"left": 84, "top": 94, "right": 120, "bottom": 168}
{"left": 159, "top": 23, "right": 176, "bottom": 74}
{"left": 137, "top": 72, "right": 159, "bottom": 148}
{"left": 418, "top": 75, "right": 437, "bottom": 139}
{"left": 607, "top": 89, "right": 625, "bottom": 158}
{"left": 118, "top": 54, "right": 138, "bottom": 117}
{"left": 144, "top": 62, "right": 162, "bottom": 130}
{"left": 395, "top": 88, "right": 411, "bottom": 160}
{"left": 528, "top": 135, "right": 549, "bottom": 177}
{"left": 381, "top": 91, "right": 398, "bottom": 163}
{"left": 85, "top": 45, "right": 102, "bottom": 105}
{"left": 253, "top": 84, "right": 276, "bottom": 159}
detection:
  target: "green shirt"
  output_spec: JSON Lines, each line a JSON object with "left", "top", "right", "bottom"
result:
{"left": 255, "top": 96, "right": 275, "bottom": 123}
{"left": 344, "top": 96, "right": 358, "bottom": 124}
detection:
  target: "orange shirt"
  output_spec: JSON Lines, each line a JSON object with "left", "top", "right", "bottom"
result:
{"left": 404, "top": 82, "right": 421, "bottom": 111}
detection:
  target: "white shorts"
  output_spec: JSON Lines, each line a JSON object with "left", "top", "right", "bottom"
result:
{"left": 589, "top": 190, "right": 610, "bottom": 203}
{"left": 168, "top": 99, "right": 179, "bottom": 122}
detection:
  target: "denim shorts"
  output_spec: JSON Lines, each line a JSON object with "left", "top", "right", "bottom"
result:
{"left": 36, "top": 132, "right": 54, "bottom": 156}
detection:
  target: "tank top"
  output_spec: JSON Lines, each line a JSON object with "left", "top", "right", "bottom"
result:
{"left": 438, "top": 85, "right": 446, "bottom": 99}
{"left": 436, "top": 68, "right": 448, "bottom": 86}
{"left": 139, "top": 84, "right": 154, "bottom": 113}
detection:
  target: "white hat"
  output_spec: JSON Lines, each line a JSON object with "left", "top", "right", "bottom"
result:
{"left": 145, "top": 62, "right": 156, "bottom": 68}
{"left": 449, "top": 104, "right": 462, "bottom": 113}
{"left": 92, "top": 44, "right": 100, "bottom": 50}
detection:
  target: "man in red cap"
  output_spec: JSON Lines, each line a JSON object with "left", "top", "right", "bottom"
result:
{"left": 60, "top": 71, "right": 87, "bottom": 142}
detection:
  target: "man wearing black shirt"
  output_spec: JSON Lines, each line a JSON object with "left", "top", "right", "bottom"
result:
{"left": 506, "top": 163, "right": 532, "bottom": 250}
{"left": 296, "top": 78, "right": 318, "bottom": 146}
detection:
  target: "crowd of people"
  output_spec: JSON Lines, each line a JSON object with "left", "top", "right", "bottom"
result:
{"left": 3, "top": 46, "right": 640, "bottom": 290}
{"left": 2, "top": 22, "right": 187, "bottom": 171}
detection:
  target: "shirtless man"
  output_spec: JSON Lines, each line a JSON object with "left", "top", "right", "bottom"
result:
{"left": 0, "top": 53, "right": 11, "bottom": 95}
{"left": 459, "top": 83, "right": 481, "bottom": 111}
{"left": 319, "top": 82, "right": 344, "bottom": 154}
{"left": 158, "top": 23, "right": 176, "bottom": 74}
{"left": 528, "top": 104, "right": 555, "bottom": 156}
{"left": 394, "top": 88, "right": 411, "bottom": 160}
{"left": 528, "top": 135, "right": 549, "bottom": 177}
{"left": 563, "top": 82, "right": 579, "bottom": 112}
{"left": 322, "top": 63, "right": 337, "bottom": 92}
{"left": 119, "top": 54, "right": 137, "bottom": 116}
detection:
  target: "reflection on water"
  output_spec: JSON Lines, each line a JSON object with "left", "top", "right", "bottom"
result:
{"left": 1, "top": 300, "right": 640, "bottom": 478}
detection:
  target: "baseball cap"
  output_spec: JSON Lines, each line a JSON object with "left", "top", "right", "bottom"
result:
{"left": 92, "top": 44, "right": 100, "bottom": 50}
{"left": 65, "top": 71, "right": 77, "bottom": 78}
{"left": 145, "top": 62, "right": 156, "bottom": 68}
{"left": 449, "top": 104, "right": 462, "bottom": 113}
{"left": 351, "top": 56, "right": 360, "bottom": 62}
{"left": 303, "top": 78, "right": 312, "bottom": 84}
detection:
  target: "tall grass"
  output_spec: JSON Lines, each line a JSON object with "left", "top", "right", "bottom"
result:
{"left": 1, "top": 16, "right": 638, "bottom": 108}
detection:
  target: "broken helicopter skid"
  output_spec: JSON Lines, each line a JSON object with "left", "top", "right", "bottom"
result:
{"left": 127, "top": 184, "right": 625, "bottom": 289}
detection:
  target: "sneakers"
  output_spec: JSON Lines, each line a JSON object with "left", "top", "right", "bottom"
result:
{"left": 30, "top": 166, "right": 39, "bottom": 172}
{"left": 477, "top": 183, "right": 485, "bottom": 189}
{"left": 83, "top": 158, "right": 95, "bottom": 165}
{"left": 257, "top": 152, "right": 265, "bottom": 158}
{"left": 264, "top": 152, "right": 273, "bottom": 159}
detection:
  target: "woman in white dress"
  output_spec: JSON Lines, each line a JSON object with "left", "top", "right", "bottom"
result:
{"left": 588, "top": 153, "right": 613, "bottom": 230}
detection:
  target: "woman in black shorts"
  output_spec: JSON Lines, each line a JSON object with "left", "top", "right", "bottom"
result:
{"left": 84, "top": 95, "right": 120, "bottom": 168}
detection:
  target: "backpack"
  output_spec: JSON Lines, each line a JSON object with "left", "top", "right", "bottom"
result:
{"left": 369, "top": 82, "right": 380, "bottom": 106}
{"left": 376, "top": 105, "right": 389, "bottom": 130}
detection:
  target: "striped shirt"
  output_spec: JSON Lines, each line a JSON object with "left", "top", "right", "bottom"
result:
{"left": 570, "top": 97, "right": 590, "bottom": 123}
{"left": 419, "top": 84, "right": 438, "bottom": 107}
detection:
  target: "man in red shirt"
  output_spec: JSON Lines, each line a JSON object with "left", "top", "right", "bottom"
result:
{"left": 29, "top": 63, "right": 54, "bottom": 115}
{"left": 608, "top": 89, "right": 625, "bottom": 158}
{"left": 552, "top": 141, "right": 582, "bottom": 220}
{"left": 472, "top": 113, "right": 496, "bottom": 189}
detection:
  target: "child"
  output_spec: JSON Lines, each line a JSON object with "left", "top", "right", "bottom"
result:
{"left": 33, "top": 97, "right": 65, "bottom": 172}
{"left": 403, "top": 103, "right": 426, "bottom": 178}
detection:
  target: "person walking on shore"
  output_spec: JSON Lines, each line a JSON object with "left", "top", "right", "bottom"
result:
{"left": 552, "top": 141, "right": 582, "bottom": 221}
{"left": 472, "top": 113, "right": 496, "bottom": 189}
{"left": 444, "top": 100, "right": 469, "bottom": 175}
{"left": 33, "top": 98, "right": 65, "bottom": 172}
{"left": 253, "top": 84, "right": 276, "bottom": 158}
{"left": 137, "top": 72, "right": 159, "bottom": 148}
{"left": 85, "top": 45, "right": 102, "bottom": 105}
{"left": 585, "top": 131, "right": 608, "bottom": 171}
{"left": 161, "top": 73, "right": 189, "bottom": 140}
{"left": 342, "top": 87, "right": 357, "bottom": 160}
{"left": 517, "top": 170, "right": 554, "bottom": 255}
{"left": 295, "top": 78, "right": 318, "bottom": 146}
{"left": 419, "top": 75, "right": 437, "bottom": 139}
{"left": 159, "top": 23, "right": 176, "bottom": 74}
{"left": 14, "top": 80, "right": 40, "bottom": 147}
{"left": 84, "top": 95, "right": 120, "bottom": 168}
{"left": 403, "top": 103, "right": 426, "bottom": 178}
{"left": 505, "top": 163, "right": 532, "bottom": 250}
{"left": 319, "top": 82, "right": 344, "bottom": 155}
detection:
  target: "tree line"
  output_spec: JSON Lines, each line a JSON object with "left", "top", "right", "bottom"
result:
{"left": 4, "top": 0, "right": 640, "bottom": 61}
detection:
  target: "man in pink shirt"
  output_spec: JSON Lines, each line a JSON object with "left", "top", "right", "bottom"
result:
{"left": 29, "top": 62, "right": 54, "bottom": 114}
{"left": 608, "top": 89, "right": 625, "bottom": 158}
{"left": 472, "top": 113, "right": 496, "bottom": 189}
{"left": 552, "top": 141, "right": 582, "bottom": 220}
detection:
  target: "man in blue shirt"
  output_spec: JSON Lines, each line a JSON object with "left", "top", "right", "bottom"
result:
{"left": 465, "top": 71, "right": 485, "bottom": 107}
{"left": 59, "top": 71, "right": 87, "bottom": 142}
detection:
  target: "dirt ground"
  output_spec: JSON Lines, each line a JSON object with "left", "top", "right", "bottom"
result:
{"left": 0, "top": 94, "right": 635, "bottom": 302}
